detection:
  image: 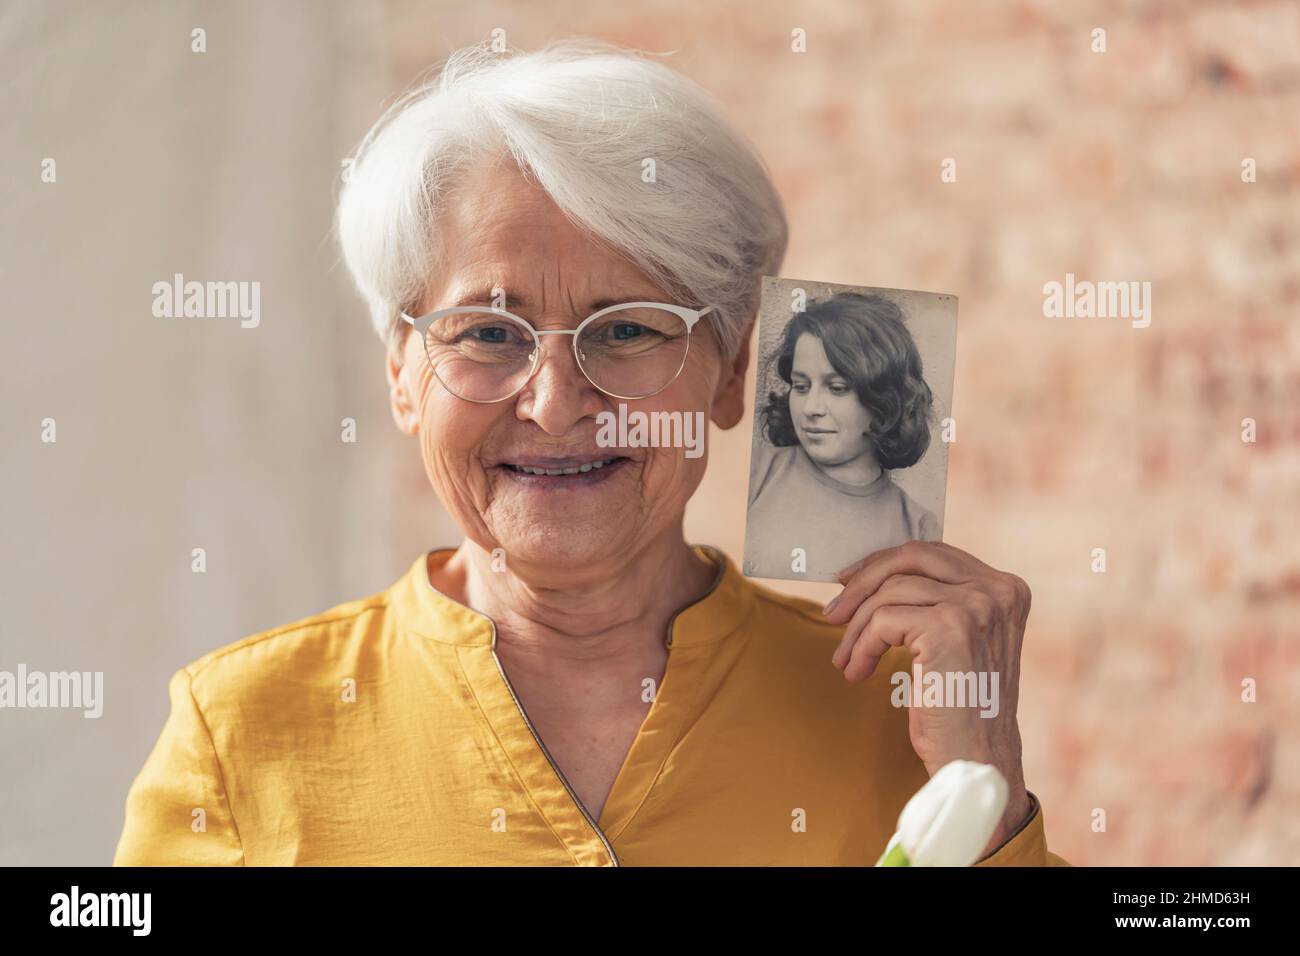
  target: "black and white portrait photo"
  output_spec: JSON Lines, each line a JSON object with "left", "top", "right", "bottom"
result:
{"left": 743, "top": 278, "right": 957, "bottom": 583}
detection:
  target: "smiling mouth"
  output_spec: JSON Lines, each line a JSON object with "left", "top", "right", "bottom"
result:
{"left": 499, "top": 457, "right": 616, "bottom": 476}
{"left": 499, "top": 456, "right": 628, "bottom": 476}
{"left": 802, "top": 427, "right": 837, "bottom": 434}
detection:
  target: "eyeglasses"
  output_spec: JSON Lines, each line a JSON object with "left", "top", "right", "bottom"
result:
{"left": 398, "top": 301, "right": 717, "bottom": 403}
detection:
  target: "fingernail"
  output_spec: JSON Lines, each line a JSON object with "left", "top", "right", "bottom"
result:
{"left": 822, "top": 594, "right": 841, "bottom": 616}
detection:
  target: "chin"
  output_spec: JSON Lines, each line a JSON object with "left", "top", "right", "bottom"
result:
{"left": 800, "top": 445, "right": 838, "bottom": 467}
{"left": 802, "top": 441, "right": 859, "bottom": 468}
{"left": 490, "top": 520, "right": 631, "bottom": 574}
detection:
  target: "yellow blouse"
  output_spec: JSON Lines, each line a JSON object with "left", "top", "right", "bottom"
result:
{"left": 113, "top": 546, "right": 1069, "bottom": 866}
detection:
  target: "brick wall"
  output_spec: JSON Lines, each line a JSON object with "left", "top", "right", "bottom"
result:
{"left": 378, "top": 0, "right": 1300, "bottom": 865}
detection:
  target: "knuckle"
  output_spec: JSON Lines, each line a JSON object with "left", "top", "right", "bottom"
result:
{"left": 881, "top": 572, "right": 911, "bottom": 593}
{"left": 898, "top": 539, "right": 926, "bottom": 561}
{"left": 850, "top": 596, "right": 878, "bottom": 629}
{"left": 860, "top": 615, "right": 882, "bottom": 645}
{"left": 1003, "top": 572, "right": 1032, "bottom": 615}
{"left": 870, "top": 604, "right": 899, "bottom": 633}
{"left": 968, "top": 589, "right": 997, "bottom": 630}
{"left": 1015, "top": 574, "right": 1033, "bottom": 611}
{"left": 989, "top": 574, "right": 1017, "bottom": 610}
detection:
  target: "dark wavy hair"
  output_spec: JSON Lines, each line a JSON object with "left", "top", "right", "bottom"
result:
{"left": 761, "top": 292, "right": 933, "bottom": 470}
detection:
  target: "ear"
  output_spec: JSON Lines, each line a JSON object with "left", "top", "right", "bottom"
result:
{"left": 710, "top": 312, "right": 756, "bottom": 430}
{"left": 386, "top": 333, "right": 421, "bottom": 437}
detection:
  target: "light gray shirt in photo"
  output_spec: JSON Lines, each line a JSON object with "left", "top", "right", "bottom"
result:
{"left": 744, "top": 443, "right": 940, "bottom": 582}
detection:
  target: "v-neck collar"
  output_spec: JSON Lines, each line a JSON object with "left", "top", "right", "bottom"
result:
{"left": 392, "top": 543, "right": 756, "bottom": 863}
{"left": 395, "top": 543, "right": 752, "bottom": 648}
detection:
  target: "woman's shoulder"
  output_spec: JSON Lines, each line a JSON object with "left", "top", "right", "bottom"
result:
{"left": 182, "top": 585, "right": 395, "bottom": 701}
{"left": 747, "top": 440, "right": 801, "bottom": 502}
{"left": 889, "top": 481, "right": 941, "bottom": 542}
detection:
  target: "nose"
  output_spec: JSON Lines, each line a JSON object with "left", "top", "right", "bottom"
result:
{"left": 514, "top": 334, "right": 607, "bottom": 434}
{"left": 803, "top": 386, "right": 827, "bottom": 417}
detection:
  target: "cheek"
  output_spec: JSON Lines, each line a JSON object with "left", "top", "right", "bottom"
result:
{"left": 834, "top": 395, "right": 870, "bottom": 431}
{"left": 633, "top": 449, "right": 706, "bottom": 539}
{"left": 414, "top": 379, "right": 495, "bottom": 508}
{"left": 635, "top": 366, "right": 714, "bottom": 504}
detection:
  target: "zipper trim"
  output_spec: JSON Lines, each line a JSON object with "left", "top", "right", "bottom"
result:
{"left": 663, "top": 544, "right": 728, "bottom": 649}
{"left": 427, "top": 544, "right": 728, "bottom": 867}
{"left": 488, "top": 620, "right": 621, "bottom": 867}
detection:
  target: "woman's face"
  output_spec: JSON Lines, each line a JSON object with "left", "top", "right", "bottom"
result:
{"left": 789, "top": 332, "right": 874, "bottom": 467}
{"left": 387, "top": 160, "right": 751, "bottom": 580}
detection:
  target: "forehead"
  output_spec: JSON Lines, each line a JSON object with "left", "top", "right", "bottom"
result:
{"left": 791, "top": 332, "right": 835, "bottom": 372}
{"left": 429, "top": 160, "right": 666, "bottom": 310}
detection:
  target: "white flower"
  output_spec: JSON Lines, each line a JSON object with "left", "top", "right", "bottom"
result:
{"left": 877, "top": 760, "right": 1009, "bottom": 867}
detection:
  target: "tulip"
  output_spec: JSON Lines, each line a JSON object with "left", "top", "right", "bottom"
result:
{"left": 875, "top": 760, "right": 1009, "bottom": 866}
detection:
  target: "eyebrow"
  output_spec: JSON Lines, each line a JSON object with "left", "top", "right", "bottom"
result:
{"left": 791, "top": 370, "right": 848, "bottom": 382}
{"left": 446, "top": 289, "right": 663, "bottom": 313}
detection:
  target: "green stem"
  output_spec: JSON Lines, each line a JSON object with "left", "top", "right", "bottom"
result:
{"left": 875, "top": 842, "right": 911, "bottom": 867}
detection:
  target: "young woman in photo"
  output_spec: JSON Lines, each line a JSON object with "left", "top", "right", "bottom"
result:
{"left": 746, "top": 291, "right": 940, "bottom": 580}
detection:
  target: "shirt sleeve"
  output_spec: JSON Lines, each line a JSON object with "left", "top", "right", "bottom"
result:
{"left": 112, "top": 667, "right": 246, "bottom": 866}
{"left": 971, "top": 791, "right": 1071, "bottom": 867}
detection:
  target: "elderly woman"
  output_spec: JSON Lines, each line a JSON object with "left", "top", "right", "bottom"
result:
{"left": 114, "top": 39, "right": 1067, "bottom": 867}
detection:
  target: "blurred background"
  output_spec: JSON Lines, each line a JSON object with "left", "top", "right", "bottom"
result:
{"left": 1, "top": 0, "right": 1296, "bottom": 865}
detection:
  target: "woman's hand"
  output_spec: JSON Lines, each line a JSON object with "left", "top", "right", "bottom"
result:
{"left": 824, "top": 540, "right": 1034, "bottom": 855}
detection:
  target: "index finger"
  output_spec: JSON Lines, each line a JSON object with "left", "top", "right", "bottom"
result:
{"left": 824, "top": 541, "right": 971, "bottom": 624}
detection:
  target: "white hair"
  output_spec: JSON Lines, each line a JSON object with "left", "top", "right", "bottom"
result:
{"left": 336, "top": 37, "right": 788, "bottom": 361}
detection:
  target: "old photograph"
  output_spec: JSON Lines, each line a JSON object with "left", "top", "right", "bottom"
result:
{"left": 744, "top": 278, "right": 957, "bottom": 582}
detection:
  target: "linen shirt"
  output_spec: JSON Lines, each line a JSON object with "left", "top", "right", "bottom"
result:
{"left": 113, "top": 546, "right": 1069, "bottom": 866}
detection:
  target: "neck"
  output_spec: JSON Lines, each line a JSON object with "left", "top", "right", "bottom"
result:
{"left": 439, "top": 526, "right": 717, "bottom": 665}
{"left": 816, "top": 448, "right": 883, "bottom": 487}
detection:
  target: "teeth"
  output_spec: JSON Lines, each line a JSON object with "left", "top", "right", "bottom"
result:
{"left": 509, "top": 458, "right": 616, "bottom": 475}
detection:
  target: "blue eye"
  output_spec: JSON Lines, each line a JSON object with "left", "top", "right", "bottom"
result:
{"left": 475, "top": 326, "right": 510, "bottom": 343}
{"left": 612, "top": 323, "right": 645, "bottom": 340}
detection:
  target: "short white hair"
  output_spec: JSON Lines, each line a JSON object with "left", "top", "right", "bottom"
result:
{"left": 336, "top": 37, "right": 788, "bottom": 361}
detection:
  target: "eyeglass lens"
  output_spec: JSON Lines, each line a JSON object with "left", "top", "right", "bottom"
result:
{"left": 422, "top": 306, "right": 691, "bottom": 402}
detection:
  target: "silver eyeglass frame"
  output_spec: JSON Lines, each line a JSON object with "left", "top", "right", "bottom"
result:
{"left": 398, "top": 301, "right": 718, "bottom": 403}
